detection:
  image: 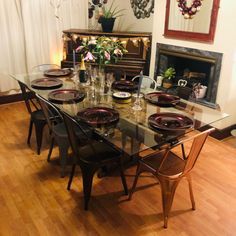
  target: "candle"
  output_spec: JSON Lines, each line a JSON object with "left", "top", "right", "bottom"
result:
{"left": 73, "top": 49, "right": 76, "bottom": 70}
{"left": 137, "top": 70, "right": 143, "bottom": 97}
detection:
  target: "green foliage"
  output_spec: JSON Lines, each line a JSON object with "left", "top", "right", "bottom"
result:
{"left": 163, "top": 67, "right": 176, "bottom": 80}
{"left": 101, "top": 0, "right": 125, "bottom": 19}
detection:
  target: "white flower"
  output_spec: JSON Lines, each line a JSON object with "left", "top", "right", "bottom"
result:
{"left": 84, "top": 52, "right": 96, "bottom": 61}
{"left": 114, "top": 48, "right": 123, "bottom": 56}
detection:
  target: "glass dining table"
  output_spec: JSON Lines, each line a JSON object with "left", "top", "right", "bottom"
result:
{"left": 11, "top": 72, "right": 229, "bottom": 157}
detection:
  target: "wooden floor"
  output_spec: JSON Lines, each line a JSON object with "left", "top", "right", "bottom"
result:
{"left": 1, "top": 102, "right": 236, "bottom": 236}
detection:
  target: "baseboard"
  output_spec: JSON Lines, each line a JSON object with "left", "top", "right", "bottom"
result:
{"left": 198, "top": 124, "right": 236, "bottom": 140}
{"left": 0, "top": 93, "right": 23, "bottom": 105}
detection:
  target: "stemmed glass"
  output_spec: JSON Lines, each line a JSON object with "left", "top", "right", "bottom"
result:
{"left": 89, "top": 66, "right": 98, "bottom": 100}
{"left": 105, "top": 72, "right": 114, "bottom": 95}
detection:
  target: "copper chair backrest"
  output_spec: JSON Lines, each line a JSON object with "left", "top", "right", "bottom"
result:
{"left": 158, "top": 128, "right": 214, "bottom": 177}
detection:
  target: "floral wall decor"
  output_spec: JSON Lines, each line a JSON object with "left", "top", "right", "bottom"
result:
{"left": 88, "top": 0, "right": 109, "bottom": 29}
{"left": 130, "top": 0, "right": 154, "bottom": 19}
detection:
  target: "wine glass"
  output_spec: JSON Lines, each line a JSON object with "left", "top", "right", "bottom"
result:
{"left": 105, "top": 72, "right": 114, "bottom": 95}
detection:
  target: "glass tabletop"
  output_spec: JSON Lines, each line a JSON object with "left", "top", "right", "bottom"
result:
{"left": 11, "top": 72, "right": 229, "bottom": 156}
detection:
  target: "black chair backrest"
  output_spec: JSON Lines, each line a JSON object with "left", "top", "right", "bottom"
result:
{"left": 18, "top": 80, "right": 40, "bottom": 114}
{"left": 62, "top": 112, "right": 95, "bottom": 159}
{"left": 36, "top": 94, "right": 63, "bottom": 132}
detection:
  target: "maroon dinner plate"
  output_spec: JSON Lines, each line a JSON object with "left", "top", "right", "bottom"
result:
{"left": 44, "top": 68, "right": 72, "bottom": 77}
{"left": 145, "top": 92, "right": 180, "bottom": 107}
{"left": 48, "top": 89, "right": 85, "bottom": 104}
{"left": 148, "top": 112, "right": 194, "bottom": 131}
{"left": 112, "top": 80, "right": 138, "bottom": 92}
{"left": 31, "top": 78, "right": 63, "bottom": 90}
{"left": 77, "top": 107, "right": 119, "bottom": 127}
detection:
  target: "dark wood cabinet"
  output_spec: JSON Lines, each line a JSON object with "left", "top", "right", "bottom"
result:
{"left": 61, "top": 29, "right": 152, "bottom": 78}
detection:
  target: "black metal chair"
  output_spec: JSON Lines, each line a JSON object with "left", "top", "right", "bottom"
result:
{"left": 36, "top": 94, "right": 92, "bottom": 177}
{"left": 18, "top": 81, "right": 47, "bottom": 154}
{"left": 62, "top": 112, "right": 128, "bottom": 210}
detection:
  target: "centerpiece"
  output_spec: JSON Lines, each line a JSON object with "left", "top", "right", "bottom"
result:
{"left": 76, "top": 36, "right": 128, "bottom": 70}
{"left": 76, "top": 36, "right": 128, "bottom": 93}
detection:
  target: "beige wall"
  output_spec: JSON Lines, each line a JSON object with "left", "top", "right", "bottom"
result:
{"left": 149, "top": 0, "right": 236, "bottom": 128}
{"left": 114, "top": 0, "right": 153, "bottom": 32}
{"left": 100, "top": 0, "right": 154, "bottom": 32}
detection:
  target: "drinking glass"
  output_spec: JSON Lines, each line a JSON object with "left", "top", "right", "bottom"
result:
{"left": 105, "top": 72, "right": 114, "bottom": 95}
{"left": 132, "top": 96, "right": 142, "bottom": 111}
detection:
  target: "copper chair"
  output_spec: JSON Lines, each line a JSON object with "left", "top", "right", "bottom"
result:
{"left": 62, "top": 112, "right": 128, "bottom": 210}
{"left": 129, "top": 128, "right": 214, "bottom": 228}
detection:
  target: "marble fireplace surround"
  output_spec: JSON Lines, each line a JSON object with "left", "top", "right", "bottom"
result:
{"left": 154, "top": 43, "right": 223, "bottom": 108}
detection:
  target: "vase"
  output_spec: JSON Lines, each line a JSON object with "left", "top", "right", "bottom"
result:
{"left": 156, "top": 76, "right": 163, "bottom": 87}
{"left": 194, "top": 85, "right": 207, "bottom": 99}
{"left": 162, "top": 78, "right": 173, "bottom": 89}
{"left": 95, "top": 66, "right": 105, "bottom": 94}
{"left": 101, "top": 17, "right": 116, "bottom": 33}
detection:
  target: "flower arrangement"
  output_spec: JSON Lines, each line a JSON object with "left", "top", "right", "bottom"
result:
{"left": 76, "top": 36, "right": 128, "bottom": 67}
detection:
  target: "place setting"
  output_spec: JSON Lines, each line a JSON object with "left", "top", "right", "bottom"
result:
{"left": 48, "top": 89, "right": 86, "bottom": 104}
{"left": 145, "top": 92, "right": 180, "bottom": 107}
{"left": 148, "top": 112, "right": 194, "bottom": 132}
{"left": 30, "top": 77, "right": 63, "bottom": 90}
{"left": 44, "top": 68, "right": 73, "bottom": 77}
{"left": 77, "top": 106, "right": 120, "bottom": 128}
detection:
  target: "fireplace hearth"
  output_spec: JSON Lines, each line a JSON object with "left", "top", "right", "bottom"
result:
{"left": 154, "top": 43, "right": 223, "bottom": 108}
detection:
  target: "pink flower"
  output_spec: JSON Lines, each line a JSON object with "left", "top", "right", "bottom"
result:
{"left": 104, "top": 51, "right": 110, "bottom": 60}
{"left": 84, "top": 52, "right": 96, "bottom": 61}
{"left": 114, "top": 48, "right": 123, "bottom": 56}
{"left": 76, "top": 45, "right": 84, "bottom": 52}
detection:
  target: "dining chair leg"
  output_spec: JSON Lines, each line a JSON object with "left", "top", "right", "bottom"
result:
{"left": 186, "top": 175, "right": 196, "bottom": 210}
{"left": 47, "top": 136, "right": 55, "bottom": 162}
{"left": 57, "top": 141, "right": 69, "bottom": 178}
{"left": 117, "top": 160, "right": 128, "bottom": 195}
{"left": 67, "top": 164, "right": 76, "bottom": 190}
{"left": 27, "top": 120, "right": 33, "bottom": 145}
{"left": 80, "top": 165, "right": 97, "bottom": 210}
{"left": 34, "top": 122, "right": 46, "bottom": 155}
{"left": 159, "top": 178, "right": 179, "bottom": 228}
{"left": 128, "top": 162, "right": 144, "bottom": 200}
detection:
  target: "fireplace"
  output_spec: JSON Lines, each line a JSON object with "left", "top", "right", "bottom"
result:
{"left": 154, "top": 43, "right": 223, "bottom": 108}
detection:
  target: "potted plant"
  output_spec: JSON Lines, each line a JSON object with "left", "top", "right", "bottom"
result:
{"left": 162, "top": 67, "right": 176, "bottom": 89}
{"left": 98, "top": 0, "right": 125, "bottom": 32}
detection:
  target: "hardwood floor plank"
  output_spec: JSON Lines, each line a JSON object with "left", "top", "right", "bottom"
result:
{"left": 0, "top": 102, "right": 236, "bottom": 235}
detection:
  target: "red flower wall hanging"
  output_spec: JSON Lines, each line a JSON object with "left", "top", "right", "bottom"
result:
{"left": 177, "top": 0, "right": 203, "bottom": 19}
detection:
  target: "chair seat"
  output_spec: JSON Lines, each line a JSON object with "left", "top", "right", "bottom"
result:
{"left": 53, "top": 122, "right": 92, "bottom": 138}
{"left": 79, "top": 141, "right": 121, "bottom": 164}
{"left": 31, "top": 110, "right": 46, "bottom": 121}
{"left": 142, "top": 151, "right": 185, "bottom": 177}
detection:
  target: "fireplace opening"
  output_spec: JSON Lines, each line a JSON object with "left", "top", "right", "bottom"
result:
{"left": 155, "top": 43, "right": 223, "bottom": 108}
